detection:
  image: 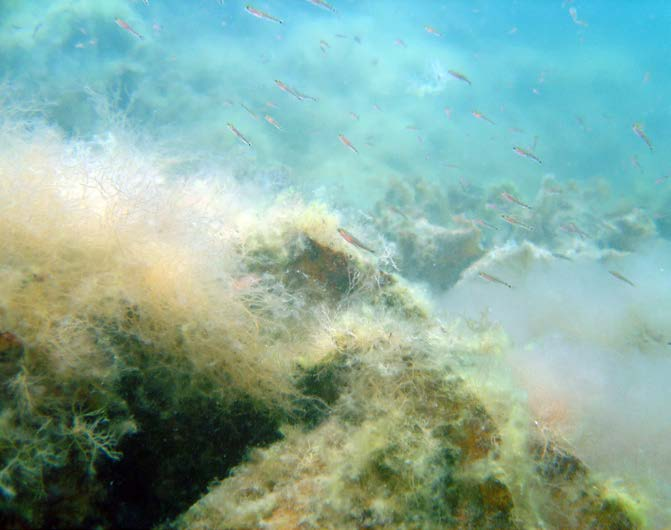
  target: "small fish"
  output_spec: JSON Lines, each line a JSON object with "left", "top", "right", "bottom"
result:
{"left": 245, "top": 5, "right": 283, "bottom": 23}
{"left": 276, "top": 80, "right": 317, "bottom": 102}
{"left": 448, "top": 70, "right": 471, "bottom": 85}
{"left": 501, "top": 214, "right": 534, "bottom": 231}
{"left": 424, "top": 25, "right": 441, "bottom": 37}
{"left": 559, "top": 222, "right": 590, "bottom": 239}
{"left": 349, "top": 111, "right": 359, "bottom": 121}
{"left": 388, "top": 205, "right": 409, "bottom": 220}
{"left": 115, "top": 18, "right": 144, "bottom": 40}
{"left": 394, "top": 38, "right": 406, "bottom": 47}
{"left": 275, "top": 79, "right": 297, "bottom": 98}
{"left": 306, "top": 0, "right": 336, "bottom": 12}
{"left": 608, "top": 270, "right": 635, "bottom": 287}
{"left": 294, "top": 88, "right": 318, "bottom": 102}
{"left": 473, "top": 219, "right": 499, "bottom": 231}
{"left": 264, "top": 115, "right": 282, "bottom": 130}
{"left": 227, "top": 122, "right": 252, "bottom": 147}
{"left": 240, "top": 103, "right": 258, "bottom": 120}
{"left": 338, "top": 134, "right": 358, "bottom": 154}
{"left": 337, "top": 228, "right": 375, "bottom": 254}
{"left": 479, "top": 271, "right": 513, "bottom": 289}
{"left": 472, "top": 110, "right": 495, "bottom": 124}
{"left": 501, "top": 191, "right": 532, "bottom": 209}
{"left": 632, "top": 123, "right": 653, "bottom": 151}
{"left": 513, "top": 146, "right": 542, "bottom": 164}
{"left": 274, "top": 80, "right": 310, "bottom": 101}
{"left": 655, "top": 175, "right": 669, "bottom": 185}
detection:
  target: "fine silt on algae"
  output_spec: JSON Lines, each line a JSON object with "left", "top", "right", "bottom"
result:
{"left": 1, "top": 0, "right": 669, "bottom": 528}
{"left": 0, "top": 123, "right": 645, "bottom": 529}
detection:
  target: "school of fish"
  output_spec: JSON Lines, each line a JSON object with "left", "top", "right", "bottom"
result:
{"left": 110, "top": 1, "right": 662, "bottom": 293}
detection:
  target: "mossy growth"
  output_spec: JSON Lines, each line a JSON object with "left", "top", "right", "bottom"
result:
{"left": 0, "top": 312, "right": 287, "bottom": 529}
{"left": 0, "top": 129, "right": 304, "bottom": 527}
{"left": 173, "top": 304, "right": 645, "bottom": 530}
{"left": 241, "top": 201, "right": 429, "bottom": 320}
{"left": 174, "top": 335, "right": 519, "bottom": 529}
{"left": 0, "top": 125, "right": 647, "bottom": 529}
{"left": 526, "top": 437, "right": 643, "bottom": 529}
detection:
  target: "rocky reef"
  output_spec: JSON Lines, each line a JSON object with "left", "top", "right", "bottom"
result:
{"left": 0, "top": 127, "right": 645, "bottom": 529}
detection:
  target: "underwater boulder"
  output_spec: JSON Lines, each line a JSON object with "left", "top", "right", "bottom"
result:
{"left": 172, "top": 308, "right": 643, "bottom": 530}
{"left": 395, "top": 219, "right": 484, "bottom": 291}
{"left": 0, "top": 126, "right": 645, "bottom": 530}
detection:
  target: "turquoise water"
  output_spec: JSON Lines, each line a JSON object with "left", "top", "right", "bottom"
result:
{"left": 2, "top": 0, "right": 669, "bottom": 203}
{"left": 2, "top": 0, "right": 671, "bottom": 527}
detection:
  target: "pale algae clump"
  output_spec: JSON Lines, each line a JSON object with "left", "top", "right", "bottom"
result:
{"left": 0, "top": 120, "right": 644, "bottom": 529}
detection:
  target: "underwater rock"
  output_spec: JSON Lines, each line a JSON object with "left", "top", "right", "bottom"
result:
{"left": 173, "top": 325, "right": 517, "bottom": 529}
{"left": 599, "top": 209, "right": 657, "bottom": 252}
{"left": 527, "top": 435, "right": 642, "bottom": 529}
{"left": 379, "top": 175, "right": 450, "bottom": 227}
{"left": 447, "top": 180, "right": 486, "bottom": 217}
{"left": 0, "top": 129, "right": 644, "bottom": 529}
{"left": 393, "top": 219, "right": 484, "bottom": 291}
{"left": 173, "top": 309, "right": 642, "bottom": 530}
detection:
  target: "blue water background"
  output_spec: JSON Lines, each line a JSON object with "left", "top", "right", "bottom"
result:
{"left": 1, "top": 0, "right": 669, "bottom": 208}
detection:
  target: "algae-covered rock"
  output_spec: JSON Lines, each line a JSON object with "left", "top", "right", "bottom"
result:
{"left": 0, "top": 127, "right": 645, "bottom": 530}
{"left": 174, "top": 323, "right": 516, "bottom": 529}
{"left": 394, "top": 220, "right": 484, "bottom": 290}
{"left": 172, "top": 308, "right": 642, "bottom": 529}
